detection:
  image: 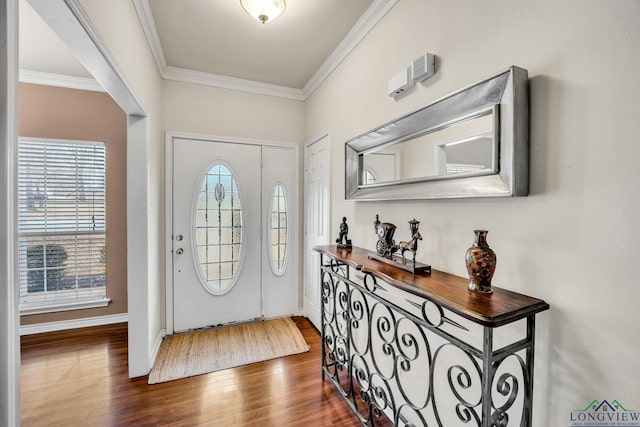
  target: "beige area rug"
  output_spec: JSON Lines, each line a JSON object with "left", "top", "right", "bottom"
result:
{"left": 148, "top": 317, "right": 309, "bottom": 384}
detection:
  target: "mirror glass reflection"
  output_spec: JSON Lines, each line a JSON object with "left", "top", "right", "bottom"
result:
{"left": 361, "top": 110, "right": 496, "bottom": 186}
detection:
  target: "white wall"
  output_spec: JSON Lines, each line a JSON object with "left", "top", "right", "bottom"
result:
{"left": 78, "top": 0, "right": 163, "bottom": 377}
{"left": 305, "top": 0, "right": 640, "bottom": 424}
{"left": 163, "top": 80, "right": 305, "bottom": 144}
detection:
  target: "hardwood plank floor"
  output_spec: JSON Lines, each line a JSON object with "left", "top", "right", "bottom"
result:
{"left": 20, "top": 317, "right": 369, "bottom": 426}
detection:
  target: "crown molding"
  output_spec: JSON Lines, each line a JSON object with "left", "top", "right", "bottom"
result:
{"left": 132, "top": 0, "right": 397, "bottom": 101}
{"left": 163, "top": 66, "right": 305, "bottom": 101}
{"left": 303, "top": 0, "right": 398, "bottom": 99}
{"left": 19, "top": 69, "right": 105, "bottom": 92}
{"left": 132, "top": 0, "right": 167, "bottom": 74}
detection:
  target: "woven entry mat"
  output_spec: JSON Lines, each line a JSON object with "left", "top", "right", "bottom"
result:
{"left": 148, "top": 317, "right": 309, "bottom": 384}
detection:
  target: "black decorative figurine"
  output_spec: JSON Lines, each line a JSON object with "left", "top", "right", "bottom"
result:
{"left": 373, "top": 214, "right": 397, "bottom": 258}
{"left": 336, "top": 217, "right": 352, "bottom": 249}
{"left": 398, "top": 219, "right": 422, "bottom": 263}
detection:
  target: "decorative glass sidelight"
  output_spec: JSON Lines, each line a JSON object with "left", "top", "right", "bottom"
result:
{"left": 193, "top": 162, "right": 243, "bottom": 294}
{"left": 270, "top": 183, "right": 287, "bottom": 274}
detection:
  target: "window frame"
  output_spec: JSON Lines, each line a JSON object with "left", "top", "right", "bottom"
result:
{"left": 17, "top": 137, "right": 109, "bottom": 315}
{"left": 364, "top": 169, "right": 377, "bottom": 185}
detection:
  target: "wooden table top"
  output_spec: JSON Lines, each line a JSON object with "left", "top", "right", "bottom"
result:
{"left": 314, "top": 245, "right": 549, "bottom": 327}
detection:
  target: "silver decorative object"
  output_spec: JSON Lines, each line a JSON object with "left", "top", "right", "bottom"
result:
{"left": 345, "top": 66, "right": 529, "bottom": 200}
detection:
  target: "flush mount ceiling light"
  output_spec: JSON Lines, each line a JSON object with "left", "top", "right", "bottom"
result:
{"left": 240, "top": 0, "right": 286, "bottom": 24}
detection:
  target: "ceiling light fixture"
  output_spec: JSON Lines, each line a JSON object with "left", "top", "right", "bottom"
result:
{"left": 240, "top": 0, "right": 286, "bottom": 24}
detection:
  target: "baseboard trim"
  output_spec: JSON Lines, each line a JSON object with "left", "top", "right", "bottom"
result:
{"left": 149, "top": 328, "right": 166, "bottom": 370}
{"left": 20, "top": 313, "right": 128, "bottom": 336}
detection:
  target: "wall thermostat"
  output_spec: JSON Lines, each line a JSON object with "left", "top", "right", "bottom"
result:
{"left": 388, "top": 66, "right": 414, "bottom": 98}
{"left": 412, "top": 53, "right": 435, "bottom": 82}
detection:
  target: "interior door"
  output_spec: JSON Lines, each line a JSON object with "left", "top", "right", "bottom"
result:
{"left": 172, "top": 138, "right": 262, "bottom": 332}
{"left": 304, "top": 135, "right": 330, "bottom": 330}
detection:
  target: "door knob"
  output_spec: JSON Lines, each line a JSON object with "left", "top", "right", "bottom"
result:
{"left": 175, "top": 248, "right": 184, "bottom": 255}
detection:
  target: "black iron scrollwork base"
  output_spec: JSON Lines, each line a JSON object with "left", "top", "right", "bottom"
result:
{"left": 319, "top": 254, "right": 537, "bottom": 427}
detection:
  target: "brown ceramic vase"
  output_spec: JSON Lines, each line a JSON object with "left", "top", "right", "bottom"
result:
{"left": 465, "top": 230, "right": 497, "bottom": 294}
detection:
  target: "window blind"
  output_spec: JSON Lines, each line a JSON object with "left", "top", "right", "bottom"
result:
{"left": 18, "top": 138, "right": 107, "bottom": 310}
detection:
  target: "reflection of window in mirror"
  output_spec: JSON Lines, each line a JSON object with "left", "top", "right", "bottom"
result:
{"left": 362, "top": 110, "right": 495, "bottom": 185}
{"left": 365, "top": 169, "right": 376, "bottom": 184}
{"left": 436, "top": 130, "right": 494, "bottom": 176}
{"left": 446, "top": 163, "right": 486, "bottom": 174}
{"left": 361, "top": 152, "right": 397, "bottom": 185}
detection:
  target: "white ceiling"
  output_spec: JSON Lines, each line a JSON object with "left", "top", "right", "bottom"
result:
{"left": 19, "top": 0, "right": 398, "bottom": 99}
{"left": 19, "top": 0, "right": 91, "bottom": 79}
{"left": 147, "top": 0, "right": 373, "bottom": 89}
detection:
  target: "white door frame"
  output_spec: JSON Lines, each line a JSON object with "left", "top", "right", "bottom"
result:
{"left": 303, "top": 132, "right": 331, "bottom": 327}
{"left": 0, "top": 0, "right": 20, "bottom": 424}
{"left": 164, "top": 131, "right": 299, "bottom": 335}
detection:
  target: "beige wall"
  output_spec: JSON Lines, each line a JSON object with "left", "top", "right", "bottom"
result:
{"left": 305, "top": 0, "right": 640, "bottom": 424}
{"left": 18, "top": 82, "right": 127, "bottom": 325}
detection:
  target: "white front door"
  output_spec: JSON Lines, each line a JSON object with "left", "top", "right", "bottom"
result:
{"left": 262, "top": 146, "right": 298, "bottom": 318}
{"left": 172, "top": 138, "right": 262, "bottom": 332}
{"left": 304, "top": 135, "right": 330, "bottom": 330}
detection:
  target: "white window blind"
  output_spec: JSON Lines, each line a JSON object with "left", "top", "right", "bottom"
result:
{"left": 446, "top": 163, "right": 486, "bottom": 175}
{"left": 18, "top": 138, "right": 107, "bottom": 313}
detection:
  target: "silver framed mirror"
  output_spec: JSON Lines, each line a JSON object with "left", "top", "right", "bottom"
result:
{"left": 345, "top": 66, "right": 529, "bottom": 200}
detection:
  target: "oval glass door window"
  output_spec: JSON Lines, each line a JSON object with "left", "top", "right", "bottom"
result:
{"left": 193, "top": 162, "right": 243, "bottom": 294}
{"left": 270, "top": 183, "right": 287, "bottom": 274}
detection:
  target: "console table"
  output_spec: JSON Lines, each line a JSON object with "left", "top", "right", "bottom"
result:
{"left": 314, "top": 245, "right": 549, "bottom": 427}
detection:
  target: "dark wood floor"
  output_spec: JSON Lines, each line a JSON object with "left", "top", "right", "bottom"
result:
{"left": 20, "top": 317, "right": 364, "bottom": 426}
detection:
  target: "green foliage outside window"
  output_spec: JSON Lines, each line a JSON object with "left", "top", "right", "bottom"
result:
{"left": 99, "top": 245, "right": 106, "bottom": 264}
{"left": 27, "top": 244, "right": 68, "bottom": 292}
